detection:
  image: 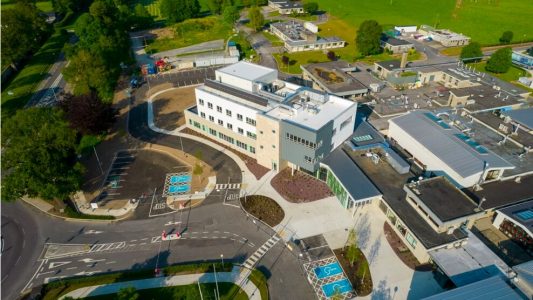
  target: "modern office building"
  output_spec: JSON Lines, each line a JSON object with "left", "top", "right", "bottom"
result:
{"left": 184, "top": 61, "right": 357, "bottom": 173}
{"left": 388, "top": 110, "right": 514, "bottom": 188}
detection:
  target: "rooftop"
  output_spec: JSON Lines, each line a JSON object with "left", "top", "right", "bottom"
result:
{"left": 497, "top": 199, "right": 533, "bottom": 233}
{"left": 271, "top": 21, "right": 314, "bottom": 42}
{"left": 301, "top": 60, "right": 368, "bottom": 95}
{"left": 465, "top": 175, "right": 533, "bottom": 210}
{"left": 265, "top": 89, "right": 356, "bottom": 130}
{"left": 344, "top": 145, "right": 468, "bottom": 249}
{"left": 216, "top": 61, "right": 277, "bottom": 82}
{"left": 513, "top": 260, "right": 533, "bottom": 298}
{"left": 406, "top": 177, "right": 480, "bottom": 222}
{"left": 381, "top": 35, "right": 413, "bottom": 46}
{"left": 422, "top": 276, "right": 523, "bottom": 300}
{"left": 428, "top": 232, "right": 510, "bottom": 287}
{"left": 502, "top": 107, "right": 533, "bottom": 129}
{"left": 375, "top": 60, "right": 403, "bottom": 71}
{"left": 472, "top": 111, "right": 533, "bottom": 149}
{"left": 321, "top": 148, "right": 382, "bottom": 201}
{"left": 389, "top": 110, "right": 514, "bottom": 178}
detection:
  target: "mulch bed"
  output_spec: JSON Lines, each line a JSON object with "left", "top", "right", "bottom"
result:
{"left": 270, "top": 168, "right": 333, "bottom": 203}
{"left": 240, "top": 195, "right": 285, "bottom": 227}
{"left": 334, "top": 248, "right": 373, "bottom": 296}
{"left": 181, "top": 128, "right": 270, "bottom": 180}
{"left": 383, "top": 222, "right": 433, "bottom": 271}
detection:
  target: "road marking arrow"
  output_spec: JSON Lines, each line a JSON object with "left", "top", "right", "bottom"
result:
{"left": 78, "top": 258, "right": 105, "bottom": 263}
{"left": 164, "top": 221, "right": 182, "bottom": 226}
{"left": 48, "top": 261, "right": 71, "bottom": 269}
{"left": 74, "top": 271, "right": 100, "bottom": 276}
{"left": 84, "top": 230, "right": 103, "bottom": 235}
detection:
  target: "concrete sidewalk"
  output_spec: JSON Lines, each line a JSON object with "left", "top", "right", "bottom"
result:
{"left": 60, "top": 266, "right": 261, "bottom": 300}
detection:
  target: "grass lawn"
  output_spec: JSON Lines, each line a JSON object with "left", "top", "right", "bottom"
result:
{"left": 440, "top": 46, "right": 463, "bottom": 56}
{"left": 84, "top": 283, "right": 248, "bottom": 300}
{"left": 1, "top": 30, "right": 69, "bottom": 120}
{"left": 1, "top": 0, "right": 53, "bottom": 12}
{"left": 315, "top": 0, "right": 533, "bottom": 45}
{"left": 472, "top": 61, "right": 531, "bottom": 82}
{"left": 240, "top": 195, "right": 285, "bottom": 227}
{"left": 262, "top": 31, "right": 284, "bottom": 47}
{"left": 248, "top": 269, "right": 269, "bottom": 300}
{"left": 41, "top": 262, "right": 234, "bottom": 300}
{"left": 130, "top": 0, "right": 211, "bottom": 20}
{"left": 145, "top": 16, "right": 232, "bottom": 54}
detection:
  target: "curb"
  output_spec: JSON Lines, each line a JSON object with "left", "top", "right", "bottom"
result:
{"left": 20, "top": 197, "right": 130, "bottom": 223}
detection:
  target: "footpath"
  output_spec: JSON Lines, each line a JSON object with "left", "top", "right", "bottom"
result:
{"left": 60, "top": 266, "right": 261, "bottom": 300}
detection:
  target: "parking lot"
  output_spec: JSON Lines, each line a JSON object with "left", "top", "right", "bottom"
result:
{"left": 144, "top": 66, "right": 217, "bottom": 89}
{"left": 96, "top": 150, "right": 189, "bottom": 207}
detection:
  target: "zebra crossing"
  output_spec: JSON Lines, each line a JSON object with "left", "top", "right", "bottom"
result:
{"left": 216, "top": 183, "right": 241, "bottom": 190}
{"left": 89, "top": 242, "right": 126, "bottom": 253}
{"left": 242, "top": 235, "right": 280, "bottom": 269}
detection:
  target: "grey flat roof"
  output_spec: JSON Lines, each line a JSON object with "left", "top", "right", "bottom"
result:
{"left": 513, "top": 260, "right": 533, "bottom": 298}
{"left": 204, "top": 79, "right": 269, "bottom": 107}
{"left": 217, "top": 61, "right": 275, "bottom": 82}
{"left": 381, "top": 36, "right": 413, "bottom": 46}
{"left": 301, "top": 60, "right": 368, "bottom": 95}
{"left": 502, "top": 107, "right": 533, "bottom": 129}
{"left": 321, "top": 148, "right": 381, "bottom": 201}
{"left": 422, "top": 276, "right": 523, "bottom": 300}
{"left": 389, "top": 110, "right": 514, "bottom": 178}
{"left": 497, "top": 199, "right": 533, "bottom": 233}
{"left": 429, "top": 231, "right": 510, "bottom": 286}
{"left": 375, "top": 60, "right": 402, "bottom": 71}
{"left": 464, "top": 175, "right": 533, "bottom": 209}
{"left": 408, "top": 177, "right": 480, "bottom": 222}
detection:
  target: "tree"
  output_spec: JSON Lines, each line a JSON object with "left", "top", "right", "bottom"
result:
{"left": 303, "top": 2, "right": 318, "bottom": 15}
{"left": 528, "top": 47, "right": 533, "bottom": 57}
{"left": 356, "top": 20, "right": 382, "bottom": 56}
{"left": 59, "top": 92, "right": 117, "bottom": 135}
{"left": 223, "top": 5, "right": 240, "bottom": 24}
{"left": 345, "top": 229, "right": 358, "bottom": 266}
{"left": 460, "top": 42, "right": 482, "bottom": 62}
{"left": 327, "top": 50, "right": 336, "bottom": 61}
{"left": 1, "top": 108, "right": 84, "bottom": 202}
{"left": 1, "top": 2, "right": 51, "bottom": 68}
{"left": 117, "top": 287, "right": 139, "bottom": 300}
{"left": 62, "top": 49, "right": 116, "bottom": 101}
{"left": 160, "top": 0, "right": 200, "bottom": 23}
{"left": 208, "top": 0, "right": 224, "bottom": 14}
{"left": 248, "top": 6, "right": 264, "bottom": 31}
{"left": 281, "top": 55, "right": 289, "bottom": 66}
{"left": 499, "top": 31, "right": 513, "bottom": 44}
{"left": 486, "top": 47, "right": 512, "bottom": 73}
{"left": 132, "top": 3, "right": 153, "bottom": 29}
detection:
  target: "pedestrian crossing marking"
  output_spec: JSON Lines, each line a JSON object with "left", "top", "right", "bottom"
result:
{"left": 215, "top": 183, "right": 241, "bottom": 190}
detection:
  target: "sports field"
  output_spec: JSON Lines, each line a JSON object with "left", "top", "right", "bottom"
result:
{"left": 315, "top": 0, "right": 533, "bottom": 45}
{"left": 1, "top": 0, "right": 53, "bottom": 12}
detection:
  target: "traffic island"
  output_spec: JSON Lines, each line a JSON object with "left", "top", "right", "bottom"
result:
{"left": 240, "top": 195, "right": 285, "bottom": 227}
{"left": 271, "top": 168, "right": 333, "bottom": 203}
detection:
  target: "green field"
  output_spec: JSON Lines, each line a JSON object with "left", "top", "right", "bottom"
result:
{"left": 145, "top": 16, "right": 232, "bottom": 53}
{"left": 472, "top": 61, "right": 531, "bottom": 82}
{"left": 1, "top": 0, "right": 53, "bottom": 12}
{"left": 315, "top": 0, "right": 533, "bottom": 45}
{"left": 131, "top": 0, "right": 210, "bottom": 20}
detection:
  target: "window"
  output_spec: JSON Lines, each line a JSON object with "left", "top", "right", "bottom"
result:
{"left": 226, "top": 109, "right": 232, "bottom": 117}
{"left": 218, "top": 132, "right": 234, "bottom": 144}
{"left": 246, "top": 117, "right": 256, "bottom": 126}
{"left": 227, "top": 123, "right": 233, "bottom": 130}
{"left": 199, "top": 99, "right": 204, "bottom": 105}
{"left": 238, "top": 128, "right": 244, "bottom": 135}
{"left": 209, "top": 128, "right": 217, "bottom": 136}
{"left": 236, "top": 141, "right": 247, "bottom": 150}
{"left": 247, "top": 131, "right": 257, "bottom": 140}
{"left": 200, "top": 112, "right": 205, "bottom": 118}
{"left": 217, "top": 106, "right": 222, "bottom": 113}
{"left": 209, "top": 115, "right": 214, "bottom": 122}
{"left": 237, "top": 114, "right": 243, "bottom": 121}
{"left": 218, "top": 119, "right": 223, "bottom": 126}
{"left": 260, "top": 145, "right": 263, "bottom": 149}
{"left": 405, "top": 232, "right": 417, "bottom": 249}
{"left": 193, "top": 121, "right": 201, "bottom": 129}
{"left": 208, "top": 102, "right": 213, "bottom": 109}
{"left": 250, "top": 146, "right": 256, "bottom": 154}
{"left": 304, "top": 155, "right": 312, "bottom": 163}
{"left": 340, "top": 116, "right": 353, "bottom": 130}
{"left": 272, "top": 129, "right": 276, "bottom": 133}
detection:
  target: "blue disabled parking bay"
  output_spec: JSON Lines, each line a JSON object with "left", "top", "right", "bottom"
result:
{"left": 168, "top": 185, "right": 190, "bottom": 194}
{"left": 170, "top": 174, "right": 191, "bottom": 184}
{"left": 321, "top": 279, "right": 353, "bottom": 298}
{"left": 314, "top": 262, "right": 343, "bottom": 279}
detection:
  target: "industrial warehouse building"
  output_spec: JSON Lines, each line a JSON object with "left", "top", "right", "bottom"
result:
{"left": 184, "top": 61, "right": 357, "bottom": 173}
